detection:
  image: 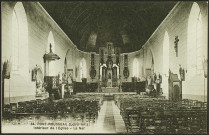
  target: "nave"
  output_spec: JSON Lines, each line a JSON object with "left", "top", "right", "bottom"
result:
{"left": 2, "top": 94, "right": 126, "bottom": 133}
{"left": 2, "top": 93, "right": 207, "bottom": 134}
{"left": 1, "top": 1, "right": 208, "bottom": 134}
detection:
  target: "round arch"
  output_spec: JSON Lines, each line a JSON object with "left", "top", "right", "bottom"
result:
{"left": 145, "top": 48, "right": 154, "bottom": 78}
{"left": 187, "top": 2, "right": 203, "bottom": 78}
{"left": 133, "top": 58, "right": 139, "bottom": 77}
{"left": 65, "top": 49, "right": 74, "bottom": 69}
{"left": 80, "top": 58, "right": 87, "bottom": 80}
{"left": 146, "top": 48, "right": 154, "bottom": 71}
{"left": 12, "top": 2, "right": 29, "bottom": 75}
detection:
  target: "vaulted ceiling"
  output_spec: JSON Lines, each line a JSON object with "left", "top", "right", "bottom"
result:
{"left": 40, "top": 1, "right": 177, "bottom": 53}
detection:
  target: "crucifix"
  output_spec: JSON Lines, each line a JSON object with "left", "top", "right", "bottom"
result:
{"left": 174, "top": 36, "right": 179, "bottom": 57}
{"left": 49, "top": 43, "right": 52, "bottom": 53}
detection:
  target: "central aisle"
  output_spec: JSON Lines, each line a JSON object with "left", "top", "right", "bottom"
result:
{"left": 95, "top": 100, "right": 126, "bottom": 133}
{"left": 103, "top": 101, "right": 116, "bottom": 132}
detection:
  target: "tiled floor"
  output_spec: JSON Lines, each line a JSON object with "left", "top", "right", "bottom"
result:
{"left": 95, "top": 100, "right": 126, "bottom": 133}
{"left": 103, "top": 101, "right": 116, "bottom": 132}
{"left": 112, "top": 101, "right": 126, "bottom": 133}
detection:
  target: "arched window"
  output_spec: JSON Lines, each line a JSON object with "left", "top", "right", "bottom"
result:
{"left": 87, "top": 31, "right": 97, "bottom": 47}
{"left": 162, "top": 31, "right": 170, "bottom": 98}
{"left": 12, "top": 2, "right": 28, "bottom": 75}
{"left": 133, "top": 58, "right": 139, "bottom": 77}
{"left": 47, "top": 31, "right": 55, "bottom": 76}
{"left": 146, "top": 49, "right": 154, "bottom": 77}
{"left": 80, "top": 58, "right": 87, "bottom": 80}
{"left": 146, "top": 49, "right": 154, "bottom": 69}
{"left": 187, "top": 2, "right": 203, "bottom": 77}
{"left": 47, "top": 31, "right": 55, "bottom": 53}
{"left": 12, "top": 10, "right": 19, "bottom": 71}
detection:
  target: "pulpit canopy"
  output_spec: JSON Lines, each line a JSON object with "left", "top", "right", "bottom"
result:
{"left": 43, "top": 52, "right": 60, "bottom": 61}
{"left": 43, "top": 44, "right": 60, "bottom": 62}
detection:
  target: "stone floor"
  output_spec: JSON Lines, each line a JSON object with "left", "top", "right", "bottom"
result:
{"left": 95, "top": 100, "right": 126, "bottom": 133}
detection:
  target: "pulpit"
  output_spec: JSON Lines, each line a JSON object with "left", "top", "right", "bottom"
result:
{"left": 44, "top": 76, "right": 59, "bottom": 99}
{"left": 43, "top": 44, "right": 60, "bottom": 99}
{"left": 168, "top": 71, "right": 182, "bottom": 101}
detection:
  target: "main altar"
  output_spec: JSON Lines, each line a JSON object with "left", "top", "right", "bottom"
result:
{"left": 99, "top": 42, "right": 121, "bottom": 92}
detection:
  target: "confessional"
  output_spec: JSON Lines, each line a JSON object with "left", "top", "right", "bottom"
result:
{"left": 168, "top": 71, "right": 182, "bottom": 101}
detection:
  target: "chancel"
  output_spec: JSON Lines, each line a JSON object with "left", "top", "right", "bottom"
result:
{"left": 1, "top": 1, "right": 208, "bottom": 134}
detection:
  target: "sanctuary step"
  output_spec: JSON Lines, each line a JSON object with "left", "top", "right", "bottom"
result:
{"left": 101, "top": 87, "right": 119, "bottom": 93}
{"left": 104, "top": 95, "right": 114, "bottom": 101}
{"left": 35, "top": 92, "right": 49, "bottom": 100}
{"left": 76, "top": 92, "right": 137, "bottom": 95}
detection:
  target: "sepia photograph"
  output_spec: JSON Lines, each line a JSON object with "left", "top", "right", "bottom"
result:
{"left": 1, "top": 1, "right": 208, "bottom": 134}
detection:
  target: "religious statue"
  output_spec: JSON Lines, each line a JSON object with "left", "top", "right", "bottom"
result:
{"left": 157, "top": 73, "right": 162, "bottom": 83}
{"left": 174, "top": 36, "right": 179, "bottom": 57}
{"left": 147, "top": 76, "right": 155, "bottom": 95}
{"left": 179, "top": 65, "right": 185, "bottom": 81}
{"left": 106, "top": 56, "right": 113, "bottom": 69}
{"left": 153, "top": 73, "right": 157, "bottom": 83}
{"left": 58, "top": 72, "right": 62, "bottom": 84}
{"left": 36, "top": 79, "right": 42, "bottom": 95}
{"left": 62, "top": 73, "right": 67, "bottom": 84}
{"left": 50, "top": 44, "right": 52, "bottom": 52}
{"left": 108, "top": 73, "right": 111, "bottom": 79}
{"left": 147, "top": 76, "right": 152, "bottom": 86}
{"left": 156, "top": 73, "right": 162, "bottom": 95}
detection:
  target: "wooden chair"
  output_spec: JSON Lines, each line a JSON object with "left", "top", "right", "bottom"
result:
{"left": 146, "top": 126, "right": 157, "bottom": 134}
{"left": 128, "top": 114, "right": 141, "bottom": 133}
{"left": 10, "top": 103, "right": 17, "bottom": 113}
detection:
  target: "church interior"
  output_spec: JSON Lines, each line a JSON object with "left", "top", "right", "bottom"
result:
{"left": 1, "top": 1, "right": 208, "bottom": 134}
